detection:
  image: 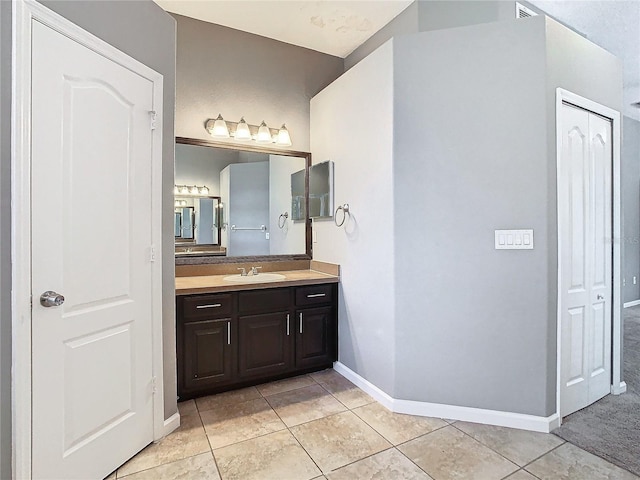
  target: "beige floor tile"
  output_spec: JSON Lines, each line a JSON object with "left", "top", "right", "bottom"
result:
{"left": 309, "top": 368, "right": 342, "bottom": 384}
{"left": 117, "top": 414, "right": 210, "bottom": 477}
{"left": 256, "top": 375, "right": 316, "bottom": 397}
{"left": 454, "top": 421, "right": 564, "bottom": 466}
{"left": 353, "top": 403, "right": 447, "bottom": 445}
{"left": 266, "top": 384, "right": 347, "bottom": 427}
{"left": 290, "top": 411, "right": 391, "bottom": 473}
{"left": 213, "top": 429, "right": 321, "bottom": 480}
{"left": 505, "top": 470, "right": 539, "bottom": 480}
{"left": 310, "top": 369, "right": 374, "bottom": 409}
{"left": 195, "top": 386, "right": 261, "bottom": 413}
{"left": 326, "top": 448, "right": 433, "bottom": 480}
{"left": 200, "top": 397, "right": 286, "bottom": 449}
{"left": 118, "top": 452, "right": 220, "bottom": 480}
{"left": 177, "top": 399, "right": 197, "bottom": 416}
{"left": 398, "top": 425, "right": 518, "bottom": 480}
{"left": 525, "top": 443, "right": 638, "bottom": 480}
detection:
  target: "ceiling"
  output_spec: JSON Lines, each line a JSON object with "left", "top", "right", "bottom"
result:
{"left": 155, "top": 0, "right": 413, "bottom": 58}
{"left": 156, "top": 0, "right": 639, "bottom": 116}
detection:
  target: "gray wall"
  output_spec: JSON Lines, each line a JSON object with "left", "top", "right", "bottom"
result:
{"left": 0, "top": 8, "right": 176, "bottom": 473}
{"left": 393, "top": 17, "right": 551, "bottom": 416}
{"left": 0, "top": 1, "right": 11, "bottom": 477}
{"left": 173, "top": 14, "right": 344, "bottom": 152}
{"left": 345, "top": 1, "right": 544, "bottom": 71}
{"left": 389, "top": 16, "right": 622, "bottom": 417}
{"left": 623, "top": 117, "right": 640, "bottom": 303}
{"left": 311, "top": 42, "right": 397, "bottom": 395}
{"left": 345, "top": 2, "right": 418, "bottom": 71}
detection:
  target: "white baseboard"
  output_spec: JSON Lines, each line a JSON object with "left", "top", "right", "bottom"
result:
{"left": 157, "top": 412, "right": 180, "bottom": 440}
{"left": 611, "top": 381, "right": 627, "bottom": 395}
{"left": 333, "top": 362, "right": 560, "bottom": 433}
{"left": 623, "top": 299, "right": 640, "bottom": 308}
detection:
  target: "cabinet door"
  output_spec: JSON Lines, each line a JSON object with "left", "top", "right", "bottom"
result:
{"left": 238, "top": 312, "right": 292, "bottom": 378}
{"left": 183, "top": 318, "right": 233, "bottom": 391}
{"left": 296, "top": 306, "right": 334, "bottom": 369}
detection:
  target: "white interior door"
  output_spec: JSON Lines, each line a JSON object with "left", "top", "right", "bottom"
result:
{"left": 559, "top": 102, "right": 612, "bottom": 417}
{"left": 31, "top": 20, "right": 156, "bottom": 479}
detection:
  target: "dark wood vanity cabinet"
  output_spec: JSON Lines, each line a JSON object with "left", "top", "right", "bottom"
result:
{"left": 177, "top": 283, "right": 337, "bottom": 400}
{"left": 177, "top": 293, "right": 235, "bottom": 397}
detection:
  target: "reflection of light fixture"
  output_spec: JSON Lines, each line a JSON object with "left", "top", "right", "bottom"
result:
{"left": 205, "top": 115, "right": 293, "bottom": 146}
{"left": 256, "top": 121, "right": 271, "bottom": 143}
{"left": 276, "top": 124, "right": 292, "bottom": 146}
{"left": 235, "top": 117, "right": 251, "bottom": 140}
{"left": 175, "top": 184, "right": 211, "bottom": 196}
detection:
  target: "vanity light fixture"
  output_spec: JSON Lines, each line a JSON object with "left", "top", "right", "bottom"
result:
{"left": 205, "top": 115, "right": 293, "bottom": 146}
{"left": 175, "top": 184, "right": 210, "bottom": 196}
{"left": 256, "top": 121, "right": 272, "bottom": 143}
{"left": 275, "top": 124, "right": 292, "bottom": 146}
{"left": 210, "top": 114, "right": 230, "bottom": 138}
{"left": 234, "top": 117, "right": 252, "bottom": 141}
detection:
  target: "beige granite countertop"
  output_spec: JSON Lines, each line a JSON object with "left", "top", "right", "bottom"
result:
{"left": 175, "top": 269, "right": 339, "bottom": 295}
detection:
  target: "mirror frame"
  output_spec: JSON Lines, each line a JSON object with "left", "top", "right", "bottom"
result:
{"left": 175, "top": 136, "right": 312, "bottom": 264}
{"left": 174, "top": 196, "right": 222, "bottom": 246}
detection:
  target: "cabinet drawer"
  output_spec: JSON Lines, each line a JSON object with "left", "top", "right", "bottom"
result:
{"left": 238, "top": 288, "right": 290, "bottom": 315}
{"left": 182, "top": 293, "right": 232, "bottom": 319}
{"left": 295, "top": 284, "right": 334, "bottom": 306}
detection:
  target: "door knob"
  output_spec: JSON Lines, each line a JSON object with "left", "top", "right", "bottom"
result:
{"left": 40, "top": 291, "right": 65, "bottom": 307}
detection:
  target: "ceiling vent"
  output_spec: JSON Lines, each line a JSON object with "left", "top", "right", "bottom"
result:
{"left": 516, "top": 2, "right": 538, "bottom": 19}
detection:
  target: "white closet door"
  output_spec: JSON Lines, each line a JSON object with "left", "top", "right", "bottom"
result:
{"left": 559, "top": 102, "right": 612, "bottom": 417}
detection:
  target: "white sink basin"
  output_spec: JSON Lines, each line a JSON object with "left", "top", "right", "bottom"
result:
{"left": 223, "top": 273, "right": 286, "bottom": 283}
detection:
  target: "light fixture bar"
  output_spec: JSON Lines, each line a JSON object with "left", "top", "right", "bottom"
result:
{"left": 174, "top": 184, "right": 210, "bottom": 196}
{"left": 205, "top": 115, "right": 292, "bottom": 146}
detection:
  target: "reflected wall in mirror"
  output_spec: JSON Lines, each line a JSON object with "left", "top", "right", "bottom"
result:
{"left": 174, "top": 196, "right": 221, "bottom": 245}
{"left": 175, "top": 138, "right": 311, "bottom": 260}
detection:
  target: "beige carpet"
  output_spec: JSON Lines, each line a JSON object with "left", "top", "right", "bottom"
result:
{"left": 553, "top": 306, "right": 640, "bottom": 476}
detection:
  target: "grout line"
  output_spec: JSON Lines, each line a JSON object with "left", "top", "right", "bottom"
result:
{"left": 447, "top": 423, "right": 521, "bottom": 471}
{"left": 520, "top": 442, "right": 566, "bottom": 476}
{"left": 393, "top": 446, "right": 435, "bottom": 479}
{"left": 393, "top": 423, "right": 452, "bottom": 450}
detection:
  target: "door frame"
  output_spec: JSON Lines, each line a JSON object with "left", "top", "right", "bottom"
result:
{"left": 11, "top": 1, "right": 167, "bottom": 478}
{"left": 555, "top": 88, "right": 625, "bottom": 423}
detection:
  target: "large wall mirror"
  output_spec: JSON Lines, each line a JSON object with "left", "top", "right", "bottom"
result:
{"left": 175, "top": 137, "right": 311, "bottom": 263}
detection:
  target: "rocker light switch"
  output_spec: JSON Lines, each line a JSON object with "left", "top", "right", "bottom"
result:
{"left": 495, "top": 229, "right": 534, "bottom": 250}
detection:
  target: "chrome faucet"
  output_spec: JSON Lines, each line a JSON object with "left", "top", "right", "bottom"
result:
{"left": 237, "top": 267, "right": 248, "bottom": 276}
{"left": 250, "top": 266, "right": 262, "bottom": 276}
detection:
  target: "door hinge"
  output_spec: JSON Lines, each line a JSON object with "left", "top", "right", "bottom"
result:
{"left": 149, "top": 110, "right": 157, "bottom": 130}
{"left": 150, "top": 245, "right": 156, "bottom": 263}
{"left": 151, "top": 376, "right": 157, "bottom": 394}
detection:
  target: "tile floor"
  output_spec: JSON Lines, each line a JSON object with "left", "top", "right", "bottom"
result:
{"left": 110, "top": 369, "right": 639, "bottom": 480}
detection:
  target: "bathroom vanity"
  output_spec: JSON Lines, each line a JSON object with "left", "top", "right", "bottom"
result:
{"left": 175, "top": 266, "right": 339, "bottom": 400}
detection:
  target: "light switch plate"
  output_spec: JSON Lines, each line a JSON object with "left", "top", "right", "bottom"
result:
{"left": 495, "top": 229, "right": 533, "bottom": 249}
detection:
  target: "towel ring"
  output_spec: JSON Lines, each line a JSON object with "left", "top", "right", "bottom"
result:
{"left": 278, "top": 212, "right": 289, "bottom": 229}
{"left": 334, "top": 204, "right": 350, "bottom": 227}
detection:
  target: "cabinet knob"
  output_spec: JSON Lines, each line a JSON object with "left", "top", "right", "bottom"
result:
{"left": 194, "top": 374, "right": 198, "bottom": 378}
